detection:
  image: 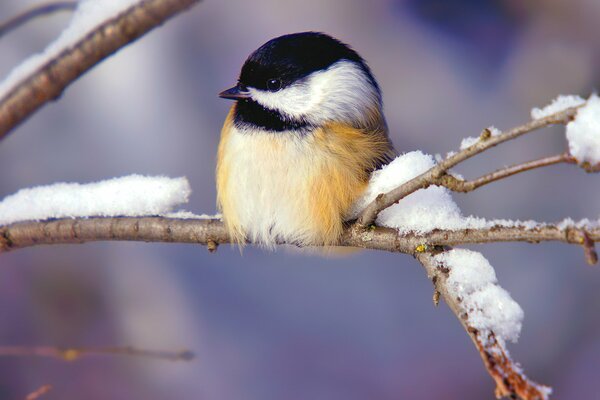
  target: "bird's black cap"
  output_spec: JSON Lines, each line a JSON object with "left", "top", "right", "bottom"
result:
{"left": 238, "top": 32, "right": 379, "bottom": 92}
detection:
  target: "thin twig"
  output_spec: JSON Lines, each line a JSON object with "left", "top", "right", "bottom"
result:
{"left": 0, "top": 0, "right": 200, "bottom": 140}
{"left": 25, "top": 385, "right": 52, "bottom": 400}
{"left": 436, "top": 152, "right": 577, "bottom": 192}
{"left": 416, "top": 252, "right": 550, "bottom": 400}
{"left": 0, "top": 1, "right": 77, "bottom": 38}
{"left": 0, "top": 345, "right": 194, "bottom": 362}
{"left": 356, "top": 108, "right": 580, "bottom": 226}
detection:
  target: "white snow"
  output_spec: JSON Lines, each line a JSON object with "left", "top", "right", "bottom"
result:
{"left": 349, "top": 151, "right": 535, "bottom": 233}
{"left": 531, "top": 94, "right": 585, "bottom": 120}
{"left": 459, "top": 136, "right": 479, "bottom": 150}
{"left": 566, "top": 93, "right": 600, "bottom": 165}
{"left": 0, "top": 175, "right": 191, "bottom": 225}
{"left": 0, "top": 0, "right": 143, "bottom": 99}
{"left": 164, "top": 211, "right": 222, "bottom": 220}
{"left": 351, "top": 151, "right": 593, "bottom": 234}
{"left": 350, "top": 151, "right": 480, "bottom": 233}
{"left": 434, "top": 249, "right": 524, "bottom": 343}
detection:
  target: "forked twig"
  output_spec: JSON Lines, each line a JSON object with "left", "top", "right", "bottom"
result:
{"left": 356, "top": 108, "right": 580, "bottom": 226}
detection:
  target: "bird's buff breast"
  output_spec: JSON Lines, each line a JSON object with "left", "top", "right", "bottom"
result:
{"left": 216, "top": 124, "right": 365, "bottom": 247}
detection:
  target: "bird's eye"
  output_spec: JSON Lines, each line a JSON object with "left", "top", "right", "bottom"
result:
{"left": 266, "top": 78, "right": 282, "bottom": 91}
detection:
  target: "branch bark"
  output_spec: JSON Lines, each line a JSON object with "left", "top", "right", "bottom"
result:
{"left": 0, "top": 0, "right": 200, "bottom": 139}
{"left": 1, "top": 216, "right": 598, "bottom": 262}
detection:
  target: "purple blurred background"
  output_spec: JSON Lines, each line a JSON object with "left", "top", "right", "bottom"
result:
{"left": 1, "top": 0, "right": 600, "bottom": 398}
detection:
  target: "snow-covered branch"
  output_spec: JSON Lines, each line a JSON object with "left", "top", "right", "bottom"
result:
{"left": 0, "top": 0, "right": 200, "bottom": 139}
{"left": 416, "top": 252, "right": 551, "bottom": 400}
{"left": 356, "top": 106, "right": 581, "bottom": 226}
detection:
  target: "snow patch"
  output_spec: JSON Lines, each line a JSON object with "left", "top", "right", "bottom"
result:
{"left": 566, "top": 93, "right": 600, "bottom": 165}
{"left": 0, "top": 175, "right": 190, "bottom": 225}
{"left": 434, "top": 249, "right": 524, "bottom": 343}
{"left": 531, "top": 95, "right": 585, "bottom": 120}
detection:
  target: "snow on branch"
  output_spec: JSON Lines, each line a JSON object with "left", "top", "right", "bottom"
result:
{"left": 417, "top": 252, "right": 551, "bottom": 400}
{"left": 0, "top": 0, "right": 200, "bottom": 139}
{"left": 0, "top": 175, "right": 193, "bottom": 225}
{"left": 356, "top": 104, "right": 584, "bottom": 227}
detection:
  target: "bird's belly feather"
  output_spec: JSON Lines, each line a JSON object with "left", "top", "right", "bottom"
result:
{"left": 218, "top": 128, "right": 329, "bottom": 246}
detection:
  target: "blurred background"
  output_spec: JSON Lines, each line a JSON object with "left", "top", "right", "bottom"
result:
{"left": 1, "top": 0, "right": 600, "bottom": 398}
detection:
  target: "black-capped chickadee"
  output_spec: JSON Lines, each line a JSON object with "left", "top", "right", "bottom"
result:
{"left": 217, "top": 32, "right": 396, "bottom": 246}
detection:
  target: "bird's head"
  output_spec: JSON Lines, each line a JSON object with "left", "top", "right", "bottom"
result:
{"left": 220, "top": 32, "right": 383, "bottom": 131}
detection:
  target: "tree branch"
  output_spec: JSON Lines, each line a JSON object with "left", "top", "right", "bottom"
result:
{"left": 356, "top": 108, "right": 580, "bottom": 226}
{"left": 0, "top": 1, "right": 77, "bottom": 38}
{"left": 0, "top": 0, "right": 200, "bottom": 140}
{"left": 416, "top": 252, "right": 551, "bottom": 400}
{"left": 1, "top": 217, "right": 598, "bottom": 263}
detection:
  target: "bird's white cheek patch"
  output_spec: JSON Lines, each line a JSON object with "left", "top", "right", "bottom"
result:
{"left": 248, "top": 84, "right": 318, "bottom": 119}
{"left": 247, "top": 60, "right": 378, "bottom": 124}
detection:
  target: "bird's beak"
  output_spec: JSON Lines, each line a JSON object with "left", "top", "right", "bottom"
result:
{"left": 219, "top": 85, "right": 251, "bottom": 100}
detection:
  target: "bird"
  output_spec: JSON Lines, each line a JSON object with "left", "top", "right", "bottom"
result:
{"left": 217, "top": 32, "right": 396, "bottom": 247}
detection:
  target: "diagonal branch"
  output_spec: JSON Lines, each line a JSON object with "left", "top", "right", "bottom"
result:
{"left": 0, "top": 1, "right": 77, "bottom": 38}
{"left": 25, "top": 385, "right": 52, "bottom": 400}
{"left": 0, "top": 0, "right": 200, "bottom": 140}
{"left": 416, "top": 252, "right": 551, "bottom": 400}
{"left": 356, "top": 108, "right": 580, "bottom": 226}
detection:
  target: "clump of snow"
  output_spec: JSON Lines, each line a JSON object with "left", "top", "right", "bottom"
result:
{"left": 434, "top": 249, "right": 524, "bottom": 343}
{"left": 531, "top": 95, "right": 585, "bottom": 120}
{"left": 351, "top": 151, "right": 576, "bottom": 233}
{"left": 0, "top": 175, "right": 191, "bottom": 225}
{"left": 350, "top": 151, "right": 482, "bottom": 233}
{"left": 460, "top": 136, "right": 479, "bottom": 150}
{"left": 566, "top": 93, "right": 600, "bottom": 166}
{"left": 459, "top": 126, "right": 502, "bottom": 150}
{"left": 164, "top": 211, "right": 222, "bottom": 220}
{"left": 488, "top": 126, "right": 502, "bottom": 137}
{"left": 0, "top": 0, "right": 143, "bottom": 99}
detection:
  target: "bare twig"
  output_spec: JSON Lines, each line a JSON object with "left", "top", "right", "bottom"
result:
{"left": 356, "top": 108, "right": 580, "bottom": 226}
{"left": 0, "top": 0, "right": 200, "bottom": 139}
{"left": 1, "top": 217, "right": 598, "bottom": 261}
{"left": 0, "top": 1, "right": 76, "bottom": 38}
{"left": 0, "top": 345, "right": 194, "bottom": 362}
{"left": 25, "top": 385, "right": 52, "bottom": 400}
{"left": 416, "top": 252, "right": 550, "bottom": 400}
{"left": 436, "top": 152, "right": 577, "bottom": 192}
